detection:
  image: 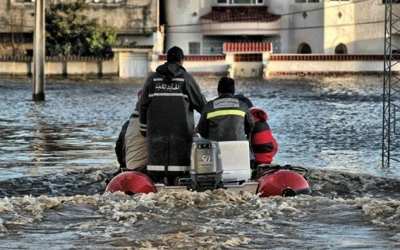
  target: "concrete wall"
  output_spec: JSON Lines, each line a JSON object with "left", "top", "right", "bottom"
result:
{"left": 266, "top": 54, "right": 399, "bottom": 77}
{"left": 265, "top": 0, "right": 292, "bottom": 54}
{"left": 323, "top": 2, "right": 355, "bottom": 54}
{"left": 278, "top": 0, "right": 398, "bottom": 55}
{"left": 353, "top": 0, "right": 387, "bottom": 54}
{"left": 0, "top": 0, "right": 159, "bottom": 51}
{"left": 1, "top": 54, "right": 397, "bottom": 78}
{"left": 0, "top": 0, "right": 158, "bottom": 34}
{"left": 0, "top": 56, "right": 118, "bottom": 76}
{"left": 164, "top": 0, "right": 206, "bottom": 53}
{"left": 287, "top": 3, "right": 325, "bottom": 54}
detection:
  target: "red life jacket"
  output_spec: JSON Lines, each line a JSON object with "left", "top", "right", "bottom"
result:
{"left": 249, "top": 107, "right": 278, "bottom": 164}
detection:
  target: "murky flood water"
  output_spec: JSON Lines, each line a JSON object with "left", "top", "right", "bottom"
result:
{"left": 1, "top": 76, "right": 400, "bottom": 249}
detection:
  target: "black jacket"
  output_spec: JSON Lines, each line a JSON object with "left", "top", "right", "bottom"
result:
{"left": 198, "top": 93, "right": 254, "bottom": 141}
{"left": 115, "top": 120, "right": 129, "bottom": 168}
{"left": 139, "top": 61, "right": 207, "bottom": 168}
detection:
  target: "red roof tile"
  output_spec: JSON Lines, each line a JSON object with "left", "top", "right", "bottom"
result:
{"left": 223, "top": 42, "right": 272, "bottom": 52}
{"left": 201, "top": 6, "right": 281, "bottom": 23}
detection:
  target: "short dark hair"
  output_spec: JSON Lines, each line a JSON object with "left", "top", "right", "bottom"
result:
{"left": 218, "top": 77, "right": 235, "bottom": 94}
{"left": 167, "top": 46, "right": 184, "bottom": 62}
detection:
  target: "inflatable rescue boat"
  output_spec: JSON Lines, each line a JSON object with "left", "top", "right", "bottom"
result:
{"left": 105, "top": 139, "right": 312, "bottom": 198}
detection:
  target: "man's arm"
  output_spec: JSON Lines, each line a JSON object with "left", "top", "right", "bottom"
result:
{"left": 139, "top": 75, "right": 154, "bottom": 137}
{"left": 244, "top": 110, "right": 255, "bottom": 136}
{"left": 115, "top": 120, "right": 130, "bottom": 168}
{"left": 197, "top": 107, "right": 209, "bottom": 139}
{"left": 185, "top": 73, "right": 207, "bottom": 113}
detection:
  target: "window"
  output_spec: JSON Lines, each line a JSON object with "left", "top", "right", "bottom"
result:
{"left": 298, "top": 43, "right": 312, "bottom": 54}
{"left": 234, "top": 54, "right": 262, "bottom": 62}
{"left": 295, "top": 0, "right": 320, "bottom": 2}
{"left": 189, "top": 42, "right": 201, "bottom": 55}
{"left": 217, "top": 0, "right": 264, "bottom": 4}
{"left": 234, "top": 0, "right": 252, "bottom": 4}
{"left": 335, "top": 43, "right": 347, "bottom": 54}
{"left": 87, "top": 0, "right": 124, "bottom": 3}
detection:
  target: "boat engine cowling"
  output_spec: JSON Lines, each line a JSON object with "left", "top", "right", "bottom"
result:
{"left": 190, "top": 139, "right": 223, "bottom": 191}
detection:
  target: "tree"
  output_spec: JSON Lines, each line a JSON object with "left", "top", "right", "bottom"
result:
{"left": 45, "top": 0, "right": 117, "bottom": 58}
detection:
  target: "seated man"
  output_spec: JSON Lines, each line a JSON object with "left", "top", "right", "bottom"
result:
{"left": 197, "top": 77, "right": 254, "bottom": 141}
{"left": 249, "top": 106, "right": 278, "bottom": 166}
{"left": 114, "top": 90, "right": 147, "bottom": 176}
{"left": 232, "top": 93, "right": 278, "bottom": 167}
{"left": 232, "top": 94, "right": 278, "bottom": 179}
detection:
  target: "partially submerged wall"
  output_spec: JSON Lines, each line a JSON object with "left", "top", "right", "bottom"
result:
{"left": 266, "top": 54, "right": 398, "bottom": 77}
{"left": 0, "top": 54, "right": 397, "bottom": 78}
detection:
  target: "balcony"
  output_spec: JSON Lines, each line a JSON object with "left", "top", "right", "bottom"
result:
{"left": 200, "top": 6, "right": 281, "bottom": 36}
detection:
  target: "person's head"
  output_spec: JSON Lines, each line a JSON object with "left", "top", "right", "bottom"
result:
{"left": 167, "top": 46, "right": 185, "bottom": 64}
{"left": 218, "top": 77, "right": 235, "bottom": 95}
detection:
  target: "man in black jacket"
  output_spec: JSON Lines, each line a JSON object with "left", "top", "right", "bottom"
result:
{"left": 139, "top": 46, "right": 207, "bottom": 184}
{"left": 197, "top": 77, "right": 254, "bottom": 141}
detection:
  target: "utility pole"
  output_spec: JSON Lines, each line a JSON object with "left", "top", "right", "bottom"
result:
{"left": 32, "top": 0, "right": 45, "bottom": 101}
{"left": 383, "top": 1, "right": 400, "bottom": 167}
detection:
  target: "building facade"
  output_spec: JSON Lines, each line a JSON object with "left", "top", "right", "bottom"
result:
{"left": 164, "top": 0, "right": 399, "bottom": 56}
{"left": 0, "top": 0, "right": 163, "bottom": 78}
{"left": 1, "top": 0, "right": 399, "bottom": 77}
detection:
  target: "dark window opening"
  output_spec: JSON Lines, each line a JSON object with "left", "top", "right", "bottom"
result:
{"left": 335, "top": 43, "right": 347, "bottom": 54}
{"left": 298, "top": 43, "right": 312, "bottom": 54}
{"left": 234, "top": 53, "right": 262, "bottom": 62}
{"left": 189, "top": 42, "right": 201, "bottom": 54}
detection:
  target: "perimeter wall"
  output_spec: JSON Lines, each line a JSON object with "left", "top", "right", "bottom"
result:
{"left": 0, "top": 54, "right": 399, "bottom": 78}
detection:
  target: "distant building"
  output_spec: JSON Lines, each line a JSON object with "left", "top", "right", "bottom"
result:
{"left": 1, "top": 0, "right": 398, "bottom": 77}
{"left": 163, "top": 0, "right": 393, "bottom": 55}
{"left": 0, "top": 0, "right": 162, "bottom": 78}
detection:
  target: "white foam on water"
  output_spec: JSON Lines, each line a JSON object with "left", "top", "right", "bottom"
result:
{"left": 1, "top": 76, "right": 400, "bottom": 248}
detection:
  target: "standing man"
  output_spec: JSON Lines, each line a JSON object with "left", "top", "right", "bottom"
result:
{"left": 139, "top": 46, "right": 207, "bottom": 184}
{"left": 197, "top": 77, "right": 254, "bottom": 141}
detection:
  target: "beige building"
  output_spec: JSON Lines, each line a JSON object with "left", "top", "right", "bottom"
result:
{"left": 1, "top": 0, "right": 399, "bottom": 77}
{"left": 163, "top": 0, "right": 400, "bottom": 77}
{"left": 165, "top": 0, "right": 398, "bottom": 55}
{"left": 0, "top": 0, "right": 163, "bottom": 77}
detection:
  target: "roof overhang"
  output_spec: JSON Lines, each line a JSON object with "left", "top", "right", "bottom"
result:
{"left": 200, "top": 19, "right": 281, "bottom": 36}
{"left": 200, "top": 6, "right": 281, "bottom": 36}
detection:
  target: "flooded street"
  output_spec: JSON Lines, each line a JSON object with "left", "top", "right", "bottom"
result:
{"left": 1, "top": 76, "right": 400, "bottom": 249}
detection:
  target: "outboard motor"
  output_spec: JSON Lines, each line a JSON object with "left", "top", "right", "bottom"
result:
{"left": 190, "top": 138, "right": 223, "bottom": 191}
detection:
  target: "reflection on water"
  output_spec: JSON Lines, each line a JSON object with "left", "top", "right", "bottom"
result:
{"left": 0, "top": 76, "right": 399, "bottom": 249}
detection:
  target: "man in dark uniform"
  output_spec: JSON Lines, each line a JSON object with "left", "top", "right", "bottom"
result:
{"left": 197, "top": 77, "right": 254, "bottom": 141}
{"left": 139, "top": 46, "right": 207, "bottom": 184}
